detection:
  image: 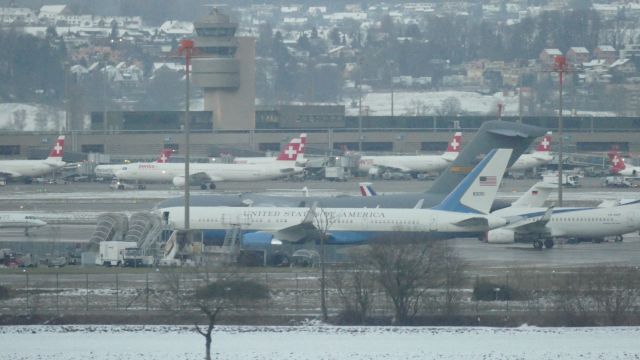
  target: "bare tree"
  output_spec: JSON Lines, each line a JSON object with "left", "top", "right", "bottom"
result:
{"left": 364, "top": 234, "right": 441, "bottom": 325}
{"left": 434, "top": 242, "right": 466, "bottom": 316}
{"left": 330, "top": 248, "right": 375, "bottom": 324}
{"left": 12, "top": 109, "right": 27, "bottom": 131}
{"left": 554, "top": 266, "right": 640, "bottom": 326}
{"left": 160, "top": 269, "right": 270, "bottom": 360}
{"left": 436, "top": 97, "right": 462, "bottom": 116}
{"left": 311, "top": 206, "right": 338, "bottom": 322}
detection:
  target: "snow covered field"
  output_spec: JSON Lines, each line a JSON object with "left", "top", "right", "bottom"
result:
{"left": 2, "top": 325, "right": 640, "bottom": 360}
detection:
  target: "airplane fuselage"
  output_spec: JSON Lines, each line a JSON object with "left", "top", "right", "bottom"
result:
{"left": 509, "top": 152, "right": 552, "bottom": 171}
{"left": 116, "top": 161, "right": 302, "bottom": 183}
{"left": 159, "top": 205, "right": 507, "bottom": 245}
{"left": 0, "top": 214, "right": 47, "bottom": 229}
{"left": 359, "top": 154, "right": 454, "bottom": 173}
{"left": 488, "top": 203, "right": 640, "bottom": 243}
{"left": 0, "top": 160, "right": 64, "bottom": 178}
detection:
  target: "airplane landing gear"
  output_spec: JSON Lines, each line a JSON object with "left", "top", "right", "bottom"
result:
{"left": 544, "top": 239, "right": 554, "bottom": 249}
{"left": 615, "top": 235, "right": 623, "bottom": 242}
{"left": 533, "top": 239, "right": 544, "bottom": 250}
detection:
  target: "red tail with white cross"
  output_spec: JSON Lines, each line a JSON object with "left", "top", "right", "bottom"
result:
{"left": 276, "top": 133, "right": 307, "bottom": 161}
{"left": 535, "top": 132, "right": 552, "bottom": 153}
{"left": 46, "top": 135, "right": 65, "bottom": 162}
{"left": 156, "top": 149, "right": 173, "bottom": 163}
{"left": 445, "top": 132, "right": 462, "bottom": 153}
{"left": 610, "top": 153, "right": 627, "bottom": 173}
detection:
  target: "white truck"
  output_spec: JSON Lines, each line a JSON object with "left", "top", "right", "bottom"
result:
{"left": 96, "top": 241, "right": 138, "bottom": 267}
{"left": 541, "top": 173, "right": 581, "bottom": 187}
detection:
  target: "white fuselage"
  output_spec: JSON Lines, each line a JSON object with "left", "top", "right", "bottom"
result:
{"left": 490, "top": 203, "right": 640, "bottom": 242}
{"left": 116, "top": 161, "right": 302, "bottom": 183}
{"left": 359, "top": 154, "right": 455, "bottom": 173}
{"left": 160, "top": 206, "right": 507, "bottom": 237}
{"left": 0, "top": 214, "right": 47, "bottom": 229}
{"left": 94, "top": 164, "right": 125, "bottom": 178}
{"left": 509, "top": 152, "right": 553, "bottom": 171}
{"left": 0, "top": 159, "right": 65, "bottom": 178}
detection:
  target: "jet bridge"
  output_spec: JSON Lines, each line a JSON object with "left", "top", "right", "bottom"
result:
{"left": 89, "top": 213, "right": 129, "bottom": 249}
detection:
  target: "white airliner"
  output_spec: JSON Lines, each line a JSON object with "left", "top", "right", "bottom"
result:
{"left": 115, "top": 136, "right": 306, "bottom": 189}
{"left": 0, "top": 214, "right": 47, "bottom": 235}
{"left": 609, "top": 152, "right": 640, "bottom": 177}
{"left": 158, "top": 148, "right": 512, "bottom": 245}
{"left": 509, "top": 132, "right": 553, "bottom": 171}
{"left": 94, "top": 148, "right": 174, "bottom": 178}
{"left": 485, "top": 182, "right": 640, "bottom": 249}
{"left": 357, "top": 132, "right": 462, "bottom": 174}
{"left": 221, "top": 133, "right": 308, "bottom": 166}
{"left": 0, "top": 136, "right": 66, "bottom": 181}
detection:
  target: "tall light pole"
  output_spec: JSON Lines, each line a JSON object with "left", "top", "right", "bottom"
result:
{"left": 179, "top": 39, "right": 194, "bottom": 232}
{"left": 358, "top": 57, "right": 363, "bottom": 152}
{"left": 553, "top": 55, "right": 568, "bottom": 207}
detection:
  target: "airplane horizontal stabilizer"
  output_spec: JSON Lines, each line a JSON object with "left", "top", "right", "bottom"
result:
{"left": 453, "top": 217, "right": 488, "bottom": 228}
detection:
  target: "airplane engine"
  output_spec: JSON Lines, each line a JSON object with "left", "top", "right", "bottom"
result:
{"left": 242, "top": 231, "right": 283, "bottom": 247}
{"left": 485, "top": 229, "right": 516, "bottom": 244}
{"left": 172, "top": 176, "right": 186, "bottom": 187}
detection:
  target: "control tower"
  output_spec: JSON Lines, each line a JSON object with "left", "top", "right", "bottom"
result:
{"left": 192, "top": 7, "right": 256, "bottom": 130}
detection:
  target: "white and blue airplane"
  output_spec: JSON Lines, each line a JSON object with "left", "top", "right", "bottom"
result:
{"left": 158, "top": 148, "right": 512, "bottom": 245}
{"left": 486, "top": 182, "right": 640, "bottom": 249}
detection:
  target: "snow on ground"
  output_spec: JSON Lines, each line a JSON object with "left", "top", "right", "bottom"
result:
{"left": 345, "top": 90, "right": 520, "bottom": 117}
{"left": 0, "top": 103, "right": 65, "bottom": 132}
{"left": 1, "top": 325, "right": 640, "bottom": 359}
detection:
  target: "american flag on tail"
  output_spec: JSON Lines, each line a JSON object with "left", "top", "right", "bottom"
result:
{"left": 479, "top": 176, "right": 497, "bottom": 186}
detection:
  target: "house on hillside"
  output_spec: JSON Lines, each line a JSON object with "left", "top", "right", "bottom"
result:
{"left": 593, "top": 45, "right": 617, "bottom": 64}
{"left": 539, "top": 48, "right": 562, "bottom": 67}
{"left": 567, "top": 47, "right": 590, "bottom": 65}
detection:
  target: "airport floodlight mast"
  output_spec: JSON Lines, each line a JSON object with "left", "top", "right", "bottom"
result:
{"left": 553, "top": 55, "right": 568, "bottom": 207}
{"left": 179, "top": 38, "right": 194, "bottom": 231}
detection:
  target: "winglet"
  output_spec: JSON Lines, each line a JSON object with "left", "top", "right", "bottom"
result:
{"left": 433, "top": 148, "right": 512, "bottom": 214}
{"left": 303, "top": 201, "right": 318, "bottom": 224}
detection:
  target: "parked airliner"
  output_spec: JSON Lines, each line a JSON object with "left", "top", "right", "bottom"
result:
{"left": 0, "top": 136, "right": 66, "bottom": 181}
{"left": 357, "top": 132, "right": 462, "bottom": 174}
{"left": 116, "top": 135, "right": 306, "bottom": 189}
{"left": 158, "top": 149, "right": 512, "bottom": 245}
{"left": 220, "top": 133, "right": 307, "bottom": 166}
{"left": 0, "top": 214, "right": 47, "bottom": 235}
{"left": 609, "top": 152, "right": 640, "bottom": 177}
{"left": 486, "top": 182, "right": 640, "bottom": 249}
{"left": 509, "top": 132, "right": 553, "bottom": 171}
{"left": 94, "top": 148, "right": 174, "bottom": 179}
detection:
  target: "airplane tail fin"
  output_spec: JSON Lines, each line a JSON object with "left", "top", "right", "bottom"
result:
{"left": 276, "top": 133, "right": 305, "bottom": 161}
{"left": 511, "top": 181, "right": 556, "bottom": 208}
{"left": 156, "top": 148, "right": 173, "bottom": 163}
{"left": 442, "top": 132, "right": 462, "bottom": 161}
{"left": 534, "top": 131, "right": 552, "bottom": 153}
{"left": 359, "top": 182, "right": 377, "bottom": 196}
{"left": 45, "top": 135, "right": 65, "bottom": 162}
{"left": 610, "top": 153, "right": 627, "bottom": 173}
{"left": 433, "top": 148, "right": 512, "bottom": 214}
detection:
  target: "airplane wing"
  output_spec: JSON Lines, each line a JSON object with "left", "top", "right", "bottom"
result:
{"left": 370, "top": 162, "right": 413, "bottom": 172}
{"left": 0, "top": 170, "right": 22, "bottom": 178}
{"left": 272, "top": 205, "right": 323, "bottom": 242}
{"left": 507, "top": 207, "right": 554, "bottom": 235}
{"left": 191, "top": 171, "right": 223, "bottom": 183}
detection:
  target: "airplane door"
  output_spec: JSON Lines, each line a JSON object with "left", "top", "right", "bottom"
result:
{"left": 429, "top": 216, "right": 437, "bottom": 231}
{"left": 162, "top": 211, "right": 170, "bottom": 226}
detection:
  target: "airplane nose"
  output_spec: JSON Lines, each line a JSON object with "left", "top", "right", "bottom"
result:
{"left": 36, "top": 220, "right": 47, "bottom": 227}
{"left": 487, "top": 215, "right": 508, "bottom": 230}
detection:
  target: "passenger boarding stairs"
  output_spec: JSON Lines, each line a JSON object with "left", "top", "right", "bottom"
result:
{"left": 202, "top": 224, "right": 242, "bottom": 265}
{"left": 124, "top": 212, "right": 164, "bottom": 256}
{"left": 89, "top": 213, "right": 129, "bottom": 248}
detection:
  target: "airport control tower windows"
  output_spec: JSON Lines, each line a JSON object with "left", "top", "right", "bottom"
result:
{"left": 196, "top": 27, "right": 236, "bottom": 37}
{"left": 199, "top": 46, "right": 236, "bottom": 56}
